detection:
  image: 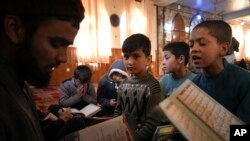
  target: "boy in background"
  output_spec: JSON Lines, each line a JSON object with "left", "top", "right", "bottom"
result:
{"left": 160, "top": 42, "right": 196, "bottom": 97}
{"left": 97, "top": 59, "right": 128, "bottom": 116}
{"left": 224, "top": 37, "right": 239, "bottom": 64}
{"left": 59, "top": 65, "right": 97, "bottom": 110}
{"left": 189, "top": 20, "right": 250, "bottom": 124}
{"left": 113, "top": 34, "right": 165, "bottom": 141}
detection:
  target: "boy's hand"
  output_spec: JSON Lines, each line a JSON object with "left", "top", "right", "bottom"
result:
{"left": 77, "top": 83, "right": 88, "bottom": 96}
{"left": 110, "top": 99, "right": 117, "bottom": 107}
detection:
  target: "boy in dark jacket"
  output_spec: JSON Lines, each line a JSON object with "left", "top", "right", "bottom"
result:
{"left": 97, "top": 59, "right": 128, "bottom": 116}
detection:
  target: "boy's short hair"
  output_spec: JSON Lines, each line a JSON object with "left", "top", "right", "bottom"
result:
{"left": 193, "top": 20, "right": 232, "bottom": 44}
{"left": 122, "top": 33, "right": 151, "bottom": 56}
{"left": 74, "top": 65, "right": 92, "bottom": 83}
{"left": 163, "top": 42, "right": 190, "bottom": 65}
{"left": 0, "top": 0, "right": 84, "bottom": 31}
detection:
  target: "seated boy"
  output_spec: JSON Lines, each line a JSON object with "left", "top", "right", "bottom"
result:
{"left": 189, "top": 20, "right": 250, "bottom": 124}
{"left": 160, "top": 42, "right": 196, "bottom": 97}
{"left": 59, "top": 65, "right": 97, "bottom": 110}
{"left": 97, "top": 59, "right": 128, "bottom": 116}
{"left": 113, "top": 33, "right": 165, "bottom": 141}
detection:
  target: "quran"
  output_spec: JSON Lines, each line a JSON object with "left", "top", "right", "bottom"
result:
{"left": 70, "top": 104, "right": 101, "bottom": 118}
{"left": 151, "top": 124, "right": 178, "bottom": 141}
{"left": 76, "top": 115, "right": 134, "bottom": 141}
{"left": 159, "top": 79, "right": 244, "bottom": 141}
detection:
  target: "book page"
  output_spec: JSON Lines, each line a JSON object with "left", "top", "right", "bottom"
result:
{"left": 159, "top": 79, "right": 244, "bottom": 141}
{"left": 71, "top": 104, "right": 101, "bottom": 118}
{"left": 70, "top": 108, "right": 82, "bottom": 114}
{"left": 79, "top": 104, "right": 101, "bottom": 118}
{"left": 76, "top": 115, "right": 134, "bottom": 141}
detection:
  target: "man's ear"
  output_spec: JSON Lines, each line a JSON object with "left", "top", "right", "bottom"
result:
{"left": 220, "top": 42, "right": 229, "bottom": 56}
{"left": 4, "top": 16, "right": 25, "bottom": 44}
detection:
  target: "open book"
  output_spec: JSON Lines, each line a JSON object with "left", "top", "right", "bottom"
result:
{"left": 159, "top": 79, "right": 244, "bottom": 141}
{"left": 70, "top": 104, "right": 101, "bottom": 118}
{"left": 76, "top": 115, "right": 134, "bottom": 141}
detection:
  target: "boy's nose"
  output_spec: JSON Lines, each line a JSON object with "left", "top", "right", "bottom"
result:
{"left": 127, "top": 57, "right": 134, "bottom": 64}
{"left": 190, "top": 43, "right": 199, "bottom": 52}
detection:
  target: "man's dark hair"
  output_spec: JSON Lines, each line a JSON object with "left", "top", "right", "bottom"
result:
{"left": 122, "top": 33, "right": 151, "bottom": 57}
{"left": 193, "top": 20, "right": 232, "bottom": 44}
{"left": 0, "top": 0, "right": 85, "bottom": 32}
{"left": 163, "top": 42, "right": 190, "bottom": 65}
{"left": 74, "top": 65, "right": 92, "bottom": 83}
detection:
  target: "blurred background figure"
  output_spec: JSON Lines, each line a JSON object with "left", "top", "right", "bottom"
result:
{"left": 224, "top": 37, "right": 239, "bottom": 64}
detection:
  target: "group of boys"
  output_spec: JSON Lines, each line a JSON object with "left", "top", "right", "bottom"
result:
{"left": 0, "top": 0, "right": 250, "bottom": 141}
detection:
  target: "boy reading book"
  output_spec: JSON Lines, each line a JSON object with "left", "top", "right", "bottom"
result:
{"left": 189, "top": 20, "right": 250, "bottom": 124}
{"left": 59, "top": 65, "right": 97, "bottom": 110}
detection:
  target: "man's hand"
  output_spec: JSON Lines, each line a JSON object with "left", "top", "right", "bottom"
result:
{"left": 58, "top": 108, "right": 73, "bottom": 122}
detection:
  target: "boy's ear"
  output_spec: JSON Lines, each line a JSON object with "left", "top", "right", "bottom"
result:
{"left": 4, "top": 16, "right": 25, "bottom": 44}
{"left": 220, "top": 42, "right": 229, "bottom": 56}
{"left": 146, "top": 55, "right": 152, "bottom": 66}
{"left": 178, "top": 55, "right": 185, "bottom": 64}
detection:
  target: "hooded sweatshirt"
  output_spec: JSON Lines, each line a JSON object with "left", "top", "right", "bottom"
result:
{"left": 97, "top": 59, "right": 128, "bottom": 115}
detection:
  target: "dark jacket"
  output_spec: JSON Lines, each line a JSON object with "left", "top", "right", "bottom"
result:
{"left": 97, "top": 59, "right": 128, "bottom": 116}
{"left": 0, "top": 58, "right": 45, "bottom": 141}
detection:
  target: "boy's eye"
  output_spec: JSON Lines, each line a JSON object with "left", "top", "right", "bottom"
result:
{"left": 132, "top": 54, "right": 140, "bottom": 59}
{"left": 133, "top": 56, "right": 139, "bottom": 59}
{"left": 123, "top": 54, "right": 129, "bottom": 59}
{"left": 198, "top": 39, "right": 206, "bottom": 47}
{"left": 199, "top": 43, "right": 206, "bottom": 46}
{"left": 164, "top": 56, "right": 169, "bottom": 60}
{"left": 198, "top": 41, "right": 206, "bottom": 47}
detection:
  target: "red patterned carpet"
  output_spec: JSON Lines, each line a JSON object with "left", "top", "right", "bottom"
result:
{"left": 31, "top": 85, "right": 60, "bottom": 112}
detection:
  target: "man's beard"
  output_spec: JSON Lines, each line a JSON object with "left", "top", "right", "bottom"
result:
{"left": 15, "top": 46, "right": 51, "bottom": 88}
